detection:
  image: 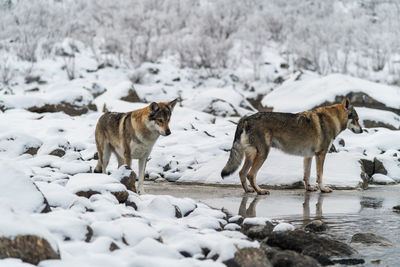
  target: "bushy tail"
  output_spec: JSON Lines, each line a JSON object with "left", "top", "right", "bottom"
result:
{"left": 221, "top": 117, "right": 247, "bottom": 178}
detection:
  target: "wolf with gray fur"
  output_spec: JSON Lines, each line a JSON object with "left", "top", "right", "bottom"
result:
{"left": 221, "top": 98, "right": 362, "bottom": 195}
{"left": 94, "top": 99, "right": 177, "bottom": 194}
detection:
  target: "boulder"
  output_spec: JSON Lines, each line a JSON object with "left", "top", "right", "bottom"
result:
{"left": 350, "top": 233, "right": 394, "bottom": 247}
{"left": 304, "top": 220, "right": 327, "bottom": 232}
{"left": 246, "top": 222, "right": 275, "bottom": 240}
{"left": 28, "top": 101, "right": 97, "bottom": 116}
{"left": 268, "top": 249, "right": 320, "bottom": 267}
{"left": 0, "top": 235, "right": 60, "bottom": 265}
{"left": 224, "top": 247, "right": 272, "bottom": 267}
{"left": 265, "top": 229, "right": 355, "bottom": 264}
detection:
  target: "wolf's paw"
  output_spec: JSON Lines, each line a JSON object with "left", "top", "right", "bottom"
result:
{"left": 257, "top": 189, "right": 270, "bottom": 195}
{"left": 306, "top": 185, "right": 318, "bottom": 191}
{"left": 137, "top": 187, "right": 146, "bottom": 195}
{"left": 245, "top": 187, "right": 255, "bottom": 193}
{"left": 320, "top": 186, "right": 333, "bottom": 193}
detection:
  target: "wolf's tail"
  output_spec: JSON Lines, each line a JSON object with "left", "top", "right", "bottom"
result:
{"left": 221, "top": 117, "right": 247, "bottom": 178}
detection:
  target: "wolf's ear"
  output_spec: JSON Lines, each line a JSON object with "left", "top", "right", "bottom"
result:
{"left": 168, "top": 98, "right": 178, "bottom": 111}
{"left": 342, "top": 98, "right": 351, "bottom": 110}
{"left": 150, "top": 102, "right": 159, "bottom": 113}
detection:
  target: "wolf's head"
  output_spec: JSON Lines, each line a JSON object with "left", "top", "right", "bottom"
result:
{"left": 147, "top": 99, "right": 178, "bottom": 136}
{"left": 342, "top": 98, "right": 363, "bottom": 134}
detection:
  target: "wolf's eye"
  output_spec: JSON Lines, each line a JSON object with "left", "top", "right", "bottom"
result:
{"left": 348, "top": 113, "right": 353, "bottom": 119}
{"left": 157, "top": 119, "right": 163, "bottom": 124}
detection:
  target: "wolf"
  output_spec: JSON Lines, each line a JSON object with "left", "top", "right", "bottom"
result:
{"left": 94, "top": 99, "right": 177, "bottom": 194}
{"left": 221, "top": 98, "right": 362, "bottom": 195}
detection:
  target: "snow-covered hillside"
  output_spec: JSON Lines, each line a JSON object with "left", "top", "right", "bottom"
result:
{"left": 0, "top": 40, "right": 399, "bottom": 266}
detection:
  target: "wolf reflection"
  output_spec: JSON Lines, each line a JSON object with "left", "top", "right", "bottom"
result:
{"left": 238, "top": 192, "right": 325, "bottom": 225}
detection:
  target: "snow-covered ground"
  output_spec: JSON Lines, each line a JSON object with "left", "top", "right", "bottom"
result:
{"left": 0, "top": 42, "right": 400, "bottom": 266}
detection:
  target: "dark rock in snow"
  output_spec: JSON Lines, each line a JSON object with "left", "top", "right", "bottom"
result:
{"left": 117, "top": 165, "right": 137, "bottom": 192}
{"left": 363, "top": 120, "right": 397, "bottom": 130}
{"left": 174, "top": 205, "right": 183, "bottom": 218}
{"left": 393, "top": 205, "right": 400, "bottom": 212}
{"left": 85, "top": 226, "right": 93, "bottom": 242}
{"left": 109, "top": 242, "right": 119, "bottom": 251}
{"left": 24, "top": 146, "right": 40, "bottom": 156}
{"left": 351, "top": 232, "right": 394, "bottom": 247}
{"left": 28, "top": 101, "right": 97, "bottom": 116}
{"left": 373, "top": 157, "right": 387, "bottom": 175}
{"left": 49, "top": 148, "right": 66, "bottom": 157}
{"left": 0, "top": 235, "right": 60, "bottom": 265}
{"left": 268, "top": 249, "right": 320, "bottom": 267}
{"left": 224, "top": 247, "right": 272, "bottom": 267}
{"left": 359, "top": 159, "right": 374, "bottom": 178}
{"left": 120, "top": 87, "right": 142, "bottom": 103}
{"left": 265, "top": 229, "right": 355, "bottom": 264}
{"left": 304, "top": 220, "right": 327, "bottom": 232}
{"left": 246, "top": 221, "right": 275, "bottom": 240}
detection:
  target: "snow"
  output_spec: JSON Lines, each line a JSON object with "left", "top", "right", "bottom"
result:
{"left": 243, "top": 217, "right": 271, "bottom": 226}
{"left": 273, "top": 222, "right": 295, "bottom": 232}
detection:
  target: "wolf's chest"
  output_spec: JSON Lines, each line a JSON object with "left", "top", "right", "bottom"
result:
{"left": 128, "top": 139, "right": 156, "bottom": 159}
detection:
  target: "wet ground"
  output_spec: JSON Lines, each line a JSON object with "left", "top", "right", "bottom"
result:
{"left": 146, "top": 182, "right": 400, "bottom": 266}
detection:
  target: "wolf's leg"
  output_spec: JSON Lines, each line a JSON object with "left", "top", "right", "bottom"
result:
{"left": 116, "top": 153, "right": 124, "bottom": 168}
{"left": 94, "top": 140, "right": 103, "bottom": 173}
{"left": 315, "top": 151, "right": 332, "bottom": 193}
{"left": 239, "top": 154, "right": 255, "bottom": 193}
{"left": 101, "top": 143, "right": 111, "bottom": 174}
{"left": 303, "top": 157, "right": 317, "bottom": 191}
{"left": 137, "top": 158, "right": 147, "bottom": 194}
{"left": 247, "top": 153, "right": 269, "bottom": 195}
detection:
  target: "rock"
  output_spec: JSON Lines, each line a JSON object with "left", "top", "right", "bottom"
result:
{"left": 49, "top": 148, "right": 66, "bottom": 157}
{"left": 28, "top": 101, "right": 97, "bottom": 116}
{"left": 393, "top": 205, "right": 400, "bottom": 212}
{"left": 175, "top": 205, "right": 183, "bottom": 218}
{"left": 332, "top": 258, "right": 365, "bottom": 265}
{"left": 85, "top": 226, "right": 93, "bottom": 242}
{"left": 338, "top": 138, "right": 345, "bottom": 147}
{"left": 120, "top": 87, "right": 142, "bottom": 103}
{"left": 360, "top": 197, "right": 383, "bottom": 209}
{"left": 363, "top": 120, "right": 397, "bottom": 130}
{"left": 109, "top": 242, "right": 120, "bottom": 252}
{"left": 265, "top": 229, "right": 355, "bottom": 264}
{"left": 118, "top": 166, "right": 137, "bottom": 192}
{"left": 373, "top": 158, "right": 388, "bottom": 175}
{"left": 111, "top": 191, "right": 129, "bottom": 203}
{"left": 75, "top": 189, "right": 128, "bottom": 203}
{"left": 0, "top": 235, "right": 60, "bottom": 265}
{"left": 224, "top": 247, "right": 272, "bottom": 267}
{"left": 25, "top": 75, "right": 41, "bottom": 84}
{"left": 280, "top": 63, "right": 289, "bottom": 69}
{"left": 247, "top": 94, "right": 273, "bottom": 112}
{"left": 85, "top": 83, "right": 106, "bottom": 98}
{"left": 350, "top": 233, "right": 394, "bottom": 247}
{"left": 319, "top": 92, "right": 400, "bottom": 116}
{"left": 268, "top": 249, "right": 320, "bottom": 267}
{"left": 230, "top": 74, "right": 239, "bottom": 82}
{"left": 304, "top": 220, "right": 327, "bottom": 232}
{"left": 247, "top": 222, "right": 274, "bottom": 240}
{"left": 359, "top": 159, "right": 374, "bottom": 178}
{"left": 203, "top": 99, "right": 240, "bottom": 117}
{"left": 24, "top": 146, "right": 40, "bottom": 156}
{"left": 126, "top": 199, "right": 138, "bottom": 210}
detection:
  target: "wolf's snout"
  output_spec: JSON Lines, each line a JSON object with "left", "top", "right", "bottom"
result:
{"left": 165, "top": 129, "right": 171, "bottom": 136}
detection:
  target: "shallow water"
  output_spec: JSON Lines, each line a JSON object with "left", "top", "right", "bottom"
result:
{"left": 147, "top": 182, "right": 400, "bottom": 266}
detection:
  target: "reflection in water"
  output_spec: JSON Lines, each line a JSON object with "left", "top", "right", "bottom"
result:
{"left": 359, "top": 196, "right": 383, "bottom": 210}
{"left": 238, "top": 195, "right": 264, "bottom": 218}
{"left": 302, "top": 192, "right": 324, "bottom": 225}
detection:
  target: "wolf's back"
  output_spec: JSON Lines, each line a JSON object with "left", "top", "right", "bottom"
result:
{"left": 221, "top": 117, "right": 247, "bottom": 178}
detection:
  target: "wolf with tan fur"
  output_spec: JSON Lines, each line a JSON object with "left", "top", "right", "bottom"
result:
{"left": 94, "top": 99, "right": 177, "bottom": 194}
{"left": 221, "top": 98, "right": 362, "bottom": 195}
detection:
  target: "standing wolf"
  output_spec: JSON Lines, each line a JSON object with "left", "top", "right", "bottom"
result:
{"left": 221, "top": 98, "right": 362, "bottom": 195}
{"left": 94, "top": 99, "right": 177, "bottom": 194}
